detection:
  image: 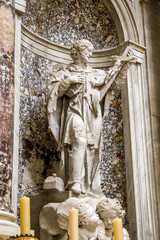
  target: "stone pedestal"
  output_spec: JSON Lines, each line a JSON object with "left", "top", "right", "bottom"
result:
{"left": 30, "top": 189, "right": 70, "bottom": 239}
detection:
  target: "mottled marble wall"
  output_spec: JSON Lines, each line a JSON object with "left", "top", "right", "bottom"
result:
{"left": 19, "top": 0, "right": 127, "bottom": 224}
{"left": 0, "top": 0, "right": 15, "bottom": 212}
{"left": 19, "top": 47, "right": 63, "bottom": 198}
{"left": 101, "top": 90, "right": 127, "bottom": 212}
{"left": 22, "top": 0, "right": 118, "bottom": 50}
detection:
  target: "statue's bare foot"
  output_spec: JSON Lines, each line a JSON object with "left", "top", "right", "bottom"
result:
{"left": 71, "top": 183, "right": 81, "bottom": 194}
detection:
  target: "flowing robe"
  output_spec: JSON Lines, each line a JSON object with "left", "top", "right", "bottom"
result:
{"left": 47, "top": 63, "right": 107, "bottom": 194}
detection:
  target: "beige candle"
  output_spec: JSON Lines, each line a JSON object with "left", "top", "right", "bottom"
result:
{"left": 69, "top": 207, "right": 78, "bottom": 240}
{"left": 20, "top": 196, "right": 31, "bottom": 235}
{"left": 113, "top": 217, "right": 123, "bottom": 240}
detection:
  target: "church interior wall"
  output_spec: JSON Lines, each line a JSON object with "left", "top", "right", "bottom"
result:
{"left": 0, "top": 0, "right": 160, "bottom": 239}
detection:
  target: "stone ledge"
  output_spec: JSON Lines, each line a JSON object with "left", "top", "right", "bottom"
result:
{"left": 15, "top": 0, "right": 26, "bottom": 15}
{"left": 21, "top": 25, "right": 146, "bottom": 67}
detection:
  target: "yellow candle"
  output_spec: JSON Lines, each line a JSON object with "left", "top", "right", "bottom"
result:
{"left": 69, "top": 207, "right": 78, "bottom": 240}
{"left": 113, "top": 217, "right": 123, "bottom": 240}
{"left": 20, "top": 196, "right": 31, "bottom": 235}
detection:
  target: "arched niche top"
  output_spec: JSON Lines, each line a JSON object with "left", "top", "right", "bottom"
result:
{"left": 21, "top": 24, "right": 145, "bottom": 69}
{"left": 21, "top": 0, "right": 119, "bottom": 50}
{"left": 103, "top": 0, "right": 140, "bottom": 44}
{"left": 21, "top": 0, "right": 140, "bottom": 53}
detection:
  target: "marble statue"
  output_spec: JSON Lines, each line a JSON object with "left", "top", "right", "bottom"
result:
{"left": 47, "top": 39, "right": 135, "bottom": 195}
{"left": 40, "top": 197, "right": 130, "bottom": 240}
{"left": 73, "top": 199, "right": 105, "bottom": 240}
{"left": 96, "top": 198, "right": 130, "bottom": 240}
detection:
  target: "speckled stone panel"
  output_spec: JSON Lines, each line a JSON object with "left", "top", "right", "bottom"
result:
{"left": 18, "top": 47, "right": 63, "bottom": 199}
{"left": 101, "top": 90, "right": 128, "bottom": 226}
{"left": 22, "top": 0, "right": 119, "bottom": 50}
{"left": 0, "top": 1, "right": 15, "bottom": 212}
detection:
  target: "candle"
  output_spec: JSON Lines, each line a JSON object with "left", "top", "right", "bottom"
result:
{"left": 69, "top": 208, "right": 78, "bottom": 240}
{"left": 20, "top": 196, "right": 31, "bottom": 235}
{"left": 113, "top": 217, "right": 123, "bottom": 240}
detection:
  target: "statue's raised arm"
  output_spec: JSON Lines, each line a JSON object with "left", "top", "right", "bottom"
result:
{"left": 100, "top": 47, "right": 137, "bottom": 101}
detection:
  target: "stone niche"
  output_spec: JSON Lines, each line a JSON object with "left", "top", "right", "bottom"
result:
{"left": 14, "top": 0, "right": 157, "bottom": 240}
{"left": 19, "top": 0, "right": 127, "bottom": 216}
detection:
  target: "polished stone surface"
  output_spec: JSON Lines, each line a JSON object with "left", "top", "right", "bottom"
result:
{"left": 22, "top": 0, "right": 119, "bottom": 50}
{"left": 0, "top": 0, "right": 15, "bottom": 212}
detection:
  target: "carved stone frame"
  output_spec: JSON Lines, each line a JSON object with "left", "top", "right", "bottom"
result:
{"left": 12, "top": 0, "right": 159, "bottom": 239}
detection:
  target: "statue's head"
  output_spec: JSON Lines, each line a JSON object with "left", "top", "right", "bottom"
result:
{"left": 70, "top": 39, "right": 93, "bottom": 64}
{"left": 96, "top": 198, "right": 125, "bottom": 236}
{"left": 74, "top": 202, "right": 100, "bottom": 229}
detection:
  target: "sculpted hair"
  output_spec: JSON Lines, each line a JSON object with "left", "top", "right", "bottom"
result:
{"left": 70, "top": 39, "right": 93, "bottom": 60}
{"left": 74, "top": 203, "right": 93, "bottom": 226}
{"left": 96, "top": 198, "right": 125, "bottom": 219}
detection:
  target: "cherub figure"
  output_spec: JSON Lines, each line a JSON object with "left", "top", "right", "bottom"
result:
{"left": 96, "top": 198, "right": 130, "bottom": 240}
{"left": 56, "top": 197, "right": 107, "bottom": 240}
{"left": 74, "top": 200, "right": 106, "bottom": 240}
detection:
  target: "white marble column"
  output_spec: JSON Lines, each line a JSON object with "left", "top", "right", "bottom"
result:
{"left": 122, "top": 42, "right": 158, "bottom": 240}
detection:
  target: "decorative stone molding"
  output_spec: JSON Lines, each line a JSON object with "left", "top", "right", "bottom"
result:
{"left": 21, "top": 25, "right": 71, "bottom": 66}
{"left": 15, "top": 0, "right": 26, "bottom": 15}
{"left": 0, "top": 211, "right": 20, "bottom": 236}
{"left": 21, "top": 25, "right": 143, "bottom": 68}
{"left": 12, "top": 0, "right": 26, "bottom": 217}
{"left": 103, "top": 0, "right": 140, "bottom": 44}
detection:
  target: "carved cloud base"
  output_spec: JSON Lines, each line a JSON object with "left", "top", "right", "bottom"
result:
{"left": 39, "top": 195, "right": 130, "bottom": 240}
